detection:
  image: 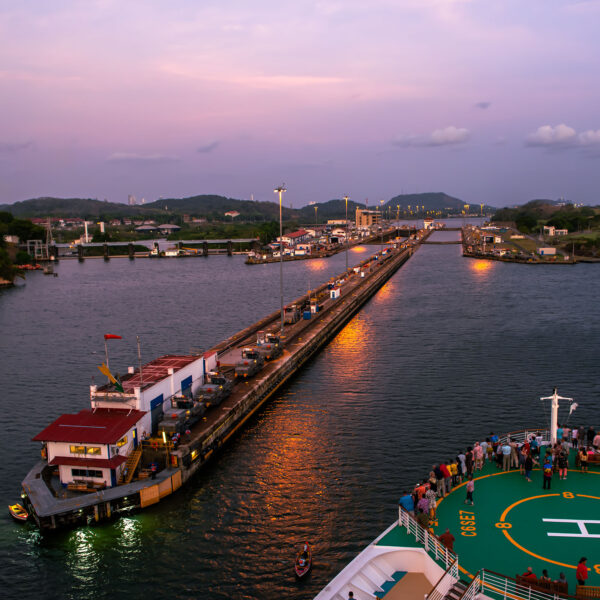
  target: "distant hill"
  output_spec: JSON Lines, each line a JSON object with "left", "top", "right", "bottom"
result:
{"left": 1, "top": 191, "right": 477, "bottom": 222}
{"left": 296, "top": 198, "right": 367, "bottom": 223}
{"left": 145, "top": 195, "right": 298, "bottom": 221}
{"left": 385, "top": 192, "right": 474, "bottom": 212}
{"left": 0, "top": 197, "right": 155, "bottom": 218}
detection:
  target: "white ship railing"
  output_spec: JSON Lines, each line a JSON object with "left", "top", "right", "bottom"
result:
{"left": 426, "top": 558, "right": 459, "bottom": 600}
{"left": 398, "top": 506, "right": 457, "bottom": 569}
{"left": 458, "top": 570, "right": 482, "bottom": 600}
{"left": 497, "top": 429, "right": 550, "bottom": 445}
{"left": 481, "top": 569, "right": 573, "bottom": 600}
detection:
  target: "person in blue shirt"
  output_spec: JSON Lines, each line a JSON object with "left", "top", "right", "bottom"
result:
{"left": 557, "top": 425, "right": 564, "bottom": 442}
{"left": 399, "top": 491, "right": 415, "bottom": 515}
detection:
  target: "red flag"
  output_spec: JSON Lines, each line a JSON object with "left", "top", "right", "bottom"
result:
{"left": 104, "top": 334, "right": 122, "bottom": 340}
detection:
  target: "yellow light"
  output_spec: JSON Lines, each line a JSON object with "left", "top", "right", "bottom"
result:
{"left": 162, "top": 431, "right": 167, "bottom": 444}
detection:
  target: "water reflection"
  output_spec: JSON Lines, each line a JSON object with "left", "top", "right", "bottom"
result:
{"left": 469, "top": 259, "right": 494, "bottom": 277}
{"left": 66, "top": 528, "right": 101, "bottom": 588}
{"left": 350, "top": 246, "right": 367, "bottom": 254}
{"left": 306, "top": 259, "right": 327, "bottom": 271}
{"left": 372, "top": 280, "right": 395, "bottom": 304}
{"left": 114, "top": 517, "right": 143, "bottom": 558}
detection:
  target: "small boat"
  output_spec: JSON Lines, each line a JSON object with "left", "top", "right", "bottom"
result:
{"left": 8, "top": 503, "right": 29, "bottom": 522}
{"left": 295, "top": 542, "right": 312, "bottom": 578}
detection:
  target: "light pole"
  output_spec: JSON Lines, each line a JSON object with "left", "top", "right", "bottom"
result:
{"left": 343, "top": 195, "right": 349, "bottom": 272}
{"left": 396, "top": 204, "right": 400, "bottom": 238}
{"left": 379, "top": 199, "right": 384, "bottom": 253}
{"left": 274, "top": 185, "right": 286, "bottom": 332}
{"left": 314, "top": 205, "right": 318, "bottom": 229}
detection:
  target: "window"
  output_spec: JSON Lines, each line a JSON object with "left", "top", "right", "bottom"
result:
{"left": 71, "top": 468, "right": 103, "bottom": 478}
{"left": 69, "top": 445, "right": 101, "bottom": 455}
{"left": 116, "top": 436, "right": 128, "bottom": 447}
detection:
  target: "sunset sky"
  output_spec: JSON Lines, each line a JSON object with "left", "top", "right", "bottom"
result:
{"left": 1, "top": 0, "right": 599, "bottom": 207}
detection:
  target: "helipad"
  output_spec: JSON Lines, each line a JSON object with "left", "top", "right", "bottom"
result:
{"left": 434, "top": 454, "right": 600, "bottom": 585}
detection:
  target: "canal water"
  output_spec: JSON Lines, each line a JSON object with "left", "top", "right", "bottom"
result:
{"left": 1, "top": 228, "right": 599, "bottom": 600}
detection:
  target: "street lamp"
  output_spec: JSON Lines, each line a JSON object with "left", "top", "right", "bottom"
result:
{"left": 396, "top": 204, "right": 400, "bottom": 238}
{"left": 314, "top": 205, "right": 318, "bottom": 228}
{"left": 343, "top": 195, "right": 349, "bottom": 273}
{"left": 274, "top": 185, "right": 286, "bottom": 332}
{"left": 379, "top": 199, "right": 384, "bottom": 253}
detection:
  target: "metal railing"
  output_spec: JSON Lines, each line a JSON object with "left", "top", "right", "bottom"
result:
{"left": 497, "top": 429, "right": 550, "bottom": 445}
{"left": 426, "top": 558, "right": 459, "bottom": 600}
{"left": 398, "top": 506, "right": 457, "bottom": 569}
{"left": 459, "top": 570, "right": 482, "bottom": 600}
{"left": 481, "top": 569, "right": 574, "bottom": 600}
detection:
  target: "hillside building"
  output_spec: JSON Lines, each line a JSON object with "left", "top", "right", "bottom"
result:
{"left": 355, "top": 208, "right": 381, "bottom": 228}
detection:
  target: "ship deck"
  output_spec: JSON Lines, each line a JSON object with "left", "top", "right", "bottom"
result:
{"left": 379, "top": 450, "right": 600, "bottom": 590}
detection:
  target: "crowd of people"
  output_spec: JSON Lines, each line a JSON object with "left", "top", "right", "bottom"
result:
{"left": 396, "top": 426, "right": 599, "bottom": 592}
{"left": 400, "top": 425, "right": 600, "bottom": 524}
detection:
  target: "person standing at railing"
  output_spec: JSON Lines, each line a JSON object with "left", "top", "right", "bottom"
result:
{"left": 416, "top": 507, "right": 430, "bottom": 530}
{"left": 473, "top": 443, "right": 484, "bottom": 471}
{"left": 501, "top": 441, "right": 512, "bottom": 471}
{"left": 426, "top": 486, "right": 437, "bottom": 520}
{"left": 399, "top": 491, "right": 415, "bottom": 516}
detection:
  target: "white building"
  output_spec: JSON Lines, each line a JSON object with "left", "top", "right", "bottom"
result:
{"left": 33, "top": 353, "right": 215, "bottom": 490}
{"left": 277, "top": 229, "right": 310, "bottom": 246}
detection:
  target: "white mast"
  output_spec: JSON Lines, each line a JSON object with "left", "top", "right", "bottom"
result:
{"left": 540, "top": 388, "right": 573, "bottom": 445}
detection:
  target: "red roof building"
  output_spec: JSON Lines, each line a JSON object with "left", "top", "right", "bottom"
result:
{"left": 33, "top": 408, "right": 146, "bottom": 444}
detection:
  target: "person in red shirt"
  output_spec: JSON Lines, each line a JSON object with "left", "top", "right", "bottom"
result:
{"left": 521, "top": 567, "right": 537, "bottom": 582}
{"left": 577, "top": 557, "right": 589, "bottom": 586}
{"left": 439, "top": 528, "right": 455, "bottom": 552}
{"left": 440, "top": 462, "right": 452, "bottom": 494}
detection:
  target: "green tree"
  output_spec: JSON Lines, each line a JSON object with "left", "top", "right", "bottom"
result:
{"left": 258, "top": 221, "right": 279, "bottom": 245}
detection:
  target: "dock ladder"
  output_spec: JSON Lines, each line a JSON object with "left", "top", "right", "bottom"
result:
{"left": 119, "top": 447, "right": 143, "bottom": 484}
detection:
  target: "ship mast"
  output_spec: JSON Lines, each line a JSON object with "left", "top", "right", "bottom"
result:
{"left": 540, "top": 388, "right": 573, "bottom": 445}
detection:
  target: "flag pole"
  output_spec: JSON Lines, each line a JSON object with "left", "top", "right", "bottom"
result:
{"left": 137, "top": 335, "right": 143, "bottom": 386}
{"left": 104, "top": 337, "right": 110, "bottom": 371}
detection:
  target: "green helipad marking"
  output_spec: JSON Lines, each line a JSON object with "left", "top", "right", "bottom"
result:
{"left": 377, "top": 524, "right": 422, "bottom": 548}
{"left": 434, "top": 454, "right": 600, "bottom": 586}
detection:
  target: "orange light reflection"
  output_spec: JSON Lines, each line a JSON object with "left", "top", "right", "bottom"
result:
{"left": 350, "top": 246, "right": 367, "bottom": 253}
{"left": 470, "top": 259, "right": 494, "bottom": 277}
{"left": 306, "top": 259, "right": 327, "bottom": 271}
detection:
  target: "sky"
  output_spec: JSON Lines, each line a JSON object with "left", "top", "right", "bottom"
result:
{"left": 1, "top": 0, "right": 600, "bottom": 208}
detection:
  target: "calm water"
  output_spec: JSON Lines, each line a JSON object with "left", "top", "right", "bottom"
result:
{"left": 1, "top": 231, "right": 599, "bottom": 600}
